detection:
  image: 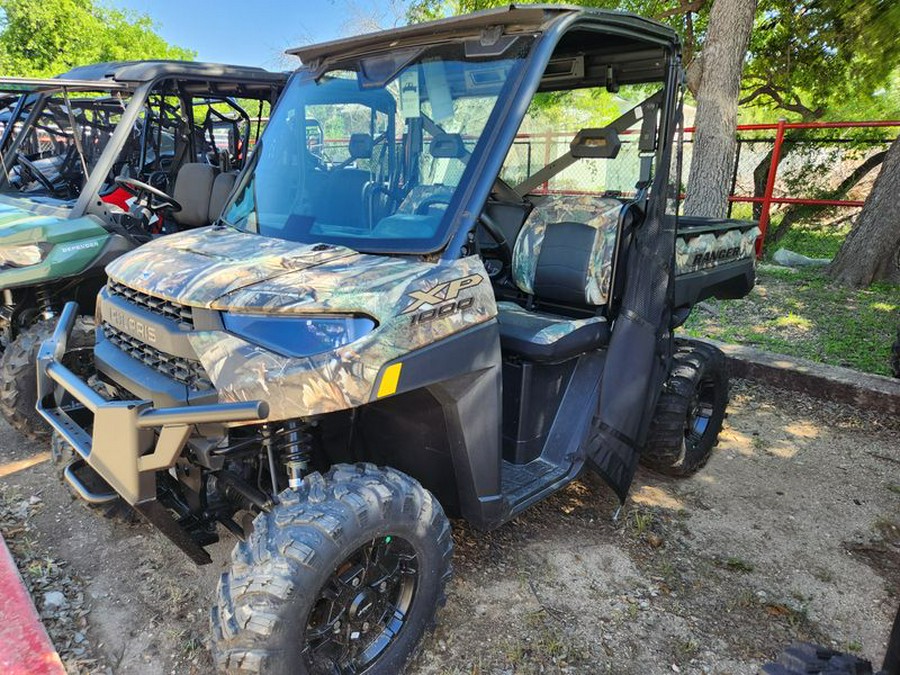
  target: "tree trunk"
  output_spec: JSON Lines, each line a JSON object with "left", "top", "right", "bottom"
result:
{"left": 682, "top": 0, "right": 757, "bottom": 218}
{"left": 826, "top": 135, "right": 900, "bottom": 287}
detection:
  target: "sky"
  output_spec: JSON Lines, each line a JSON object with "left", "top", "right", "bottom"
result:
{"left": 114, "top": 0, "right": 407, "bottom": 69}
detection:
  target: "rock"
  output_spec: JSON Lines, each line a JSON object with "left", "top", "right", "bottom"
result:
{"left": 772, "top": 247, "right": 830, "bottom": 268}
{"left": 43, "top": 591, "right": 67, "bottom": 611}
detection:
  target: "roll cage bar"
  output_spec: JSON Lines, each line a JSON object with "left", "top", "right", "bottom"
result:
{"left": 0, "top": 69, "right": 285, "bottom": 219}
{"left": 420, "top": 9, "right": 682, "bottom": 261}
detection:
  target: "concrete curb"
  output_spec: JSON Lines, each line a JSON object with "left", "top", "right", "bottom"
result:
{"left": 702, "top": 339, "right": 900, "bottom": 417}
{"left": 0, "top": 533, "right": 65, "bottom": 675}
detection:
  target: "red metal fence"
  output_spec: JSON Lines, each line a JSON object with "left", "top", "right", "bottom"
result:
{"left": 694, "top": 120, "right": 900, "bottom": 255}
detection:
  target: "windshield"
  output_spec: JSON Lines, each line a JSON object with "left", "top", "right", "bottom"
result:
{"left": 0, "top": 90, "right": 132, "bottom": 201}
{"left": 225, "top": 39, "right": 531, "bottom": 253}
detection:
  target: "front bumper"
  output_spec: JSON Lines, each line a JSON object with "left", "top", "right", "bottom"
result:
{"left": 36, "top": 302, "right": 269, "bottom": 562}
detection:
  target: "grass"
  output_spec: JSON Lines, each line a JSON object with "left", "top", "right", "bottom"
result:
{"left": 769, "top": 219, "right": 853, "bottom": 260}
{"left": 630, "top": 509, "right": 654, "bottom": 536}
{"left": 682, "top": 264, "right": 899, "bottom": 377}
{"left": 678, "top": 214, "right": 899, "bottom": 376}
{"left": 723, "top": 556, "right": 755, "bottom": 573}
{"left": 845, "top": 640, "right": 864, "bottom": 654}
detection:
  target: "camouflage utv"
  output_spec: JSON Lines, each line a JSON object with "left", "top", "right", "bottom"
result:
{"left": 0, "top": 62, "right": 285, "bottom": 439}
{"left": 37, "top": 7, "right": 757, "bottom": 674}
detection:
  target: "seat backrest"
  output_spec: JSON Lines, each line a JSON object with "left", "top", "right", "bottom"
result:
{"left": 208, "top": 171, "right": 238, "bottom": 223}
{"left": 397, "top": 185, "right": 454, "bottom": 215}
{"left": 511, "top": 195, "right": 624, "bottom": 306}
{"left": 173, "top": 163, "right": 217, "bottom": 227}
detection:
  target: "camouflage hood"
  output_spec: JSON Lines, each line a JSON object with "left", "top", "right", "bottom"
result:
{"left": 105, "top": 226, "right": 358, "bottom": 307}
{"left": 106, "top": 226, "right": 498, "bottom": 421}
{"left": 105, "top": 226, "right": 493, "bottom": 323}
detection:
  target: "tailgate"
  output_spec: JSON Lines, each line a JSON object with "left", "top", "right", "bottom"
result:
{"left": 673, "top": 216, "right": 759, "bottom": 308}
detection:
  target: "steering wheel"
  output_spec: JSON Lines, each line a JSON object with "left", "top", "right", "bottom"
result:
{"left": 414, "top": 196, "right": 452, "bottom": 215}
{"left": 477, "top": 213, "right": 512, "bottom": 275}
{"left": 115, "top": 176, "right": 182, "bottom": 213}
{"left": 15, "top": 153, "right": 57, "bottom": 193}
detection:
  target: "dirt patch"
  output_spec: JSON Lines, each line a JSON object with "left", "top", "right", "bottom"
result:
{"left": 0, "top": 479, "right": 110, "bottom": 673}
{"left": 0, "top": 379, "right": 896, "bottom": 674}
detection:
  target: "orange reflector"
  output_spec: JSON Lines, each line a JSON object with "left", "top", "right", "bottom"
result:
{"left": 376, "top": 363, "right": 402, "bottom": 398}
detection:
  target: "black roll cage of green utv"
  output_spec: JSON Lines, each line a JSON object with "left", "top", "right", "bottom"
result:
{"left": 37, "top": 7, "right": 706, "bottom": 564}
{"left": 0, "top": 62, "right": 286, "bottom": 219}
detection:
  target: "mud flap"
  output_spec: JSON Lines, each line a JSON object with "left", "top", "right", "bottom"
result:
{"left": 585, "top": 313, "right": 662, "bottom": 501}
{"left": 585, "top": 76, "right": 680, "bottom": 501}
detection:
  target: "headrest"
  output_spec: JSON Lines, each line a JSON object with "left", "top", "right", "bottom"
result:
{"left": 429, "top": 133, "right": 466, "bottom": 159}
{"left": 348, "top": 133, "right": 374, "bottom": 159}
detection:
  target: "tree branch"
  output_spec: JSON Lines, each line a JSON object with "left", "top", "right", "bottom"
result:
{"left": 656, "top": 0, "right": 709, "bottom": 20}
{"left": 739, "top": 81, "right": 821, "bottom": 120}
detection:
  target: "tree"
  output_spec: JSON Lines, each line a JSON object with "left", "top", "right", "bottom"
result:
{"left": 741, "top": 0, "right": 900, "bottom": 122}
{"left": 826, "top": 135, "right": 900, "bottom": 287}
{"left": 681, "top": 0, "right": 756, "bottom": 217}
{"left": 0, "top": 0, "right": 194, "bottom": 78}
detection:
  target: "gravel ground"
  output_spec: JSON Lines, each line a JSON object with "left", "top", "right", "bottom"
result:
{"left": 0, "top": 379, "right": 897, "bottom": 675}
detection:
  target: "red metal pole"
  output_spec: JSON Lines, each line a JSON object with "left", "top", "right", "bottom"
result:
{"left": 756, "top": 118, "right": 786, "bottom": 257}
{"left": 0, "top": 534, "right": 65, "bottom": 675}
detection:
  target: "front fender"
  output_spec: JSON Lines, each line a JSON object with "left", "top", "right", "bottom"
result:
{"left": 0, "top": 215, "right": 115, "bottom": 289}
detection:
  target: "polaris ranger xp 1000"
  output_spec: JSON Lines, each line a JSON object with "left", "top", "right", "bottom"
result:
{"left": 38, "top": 7, "right": 758, "bottom": 673}
{"left": 0, "top": 62, "right": 286, "bottom": 438}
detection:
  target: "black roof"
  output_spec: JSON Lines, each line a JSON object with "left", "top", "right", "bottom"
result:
{"left": 57, "top": 60, "right": 287, "bottom": 87}
{"left": 288, "top": 5, "right": 678, "bottom": 66}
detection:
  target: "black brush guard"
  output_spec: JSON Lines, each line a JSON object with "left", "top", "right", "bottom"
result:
{"left": 35, "top": 302, "right": 269, "bottom": 563}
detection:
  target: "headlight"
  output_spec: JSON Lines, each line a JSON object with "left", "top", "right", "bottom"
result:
{"left": 0, "top": 243, "right": 49, "bottom": 267}
{"left": 222, "top": 313, "right": 376, "bottom": 358}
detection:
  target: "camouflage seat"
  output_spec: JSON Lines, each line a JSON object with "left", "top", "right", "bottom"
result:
{"left": 497, "top": 195, "right": 623, "bottom": 361}
{"left": 511, "top": 195, "right": 623, "bottom": 305}
{"left": 496, "top": 301, "right": 609, "bottom": 361}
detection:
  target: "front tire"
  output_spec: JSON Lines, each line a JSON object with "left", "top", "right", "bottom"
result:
{"left": 641, "top": 339, "right": 728, "bottom": 477}
{"left": 0, "top": 317, "right": 95, "bottom": 441}
{"left": 211, "top": 463, "right": 453, "bottom": 675}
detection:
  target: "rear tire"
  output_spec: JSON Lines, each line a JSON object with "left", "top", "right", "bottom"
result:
{"left": 0, "top": 317, "right": 95, "bottom": 441}
{"left": 211, "top": 463, "right": 453, "bottom": 675}
{"left": 641, "top": 339, "right": 728, "bottom": 477}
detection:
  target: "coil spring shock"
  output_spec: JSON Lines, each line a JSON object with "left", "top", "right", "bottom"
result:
{"left": 35, "top": 285, "right": 55, "bottom": 321}
{"left": 279, "top": 421, "right": 313, "bottom": 489}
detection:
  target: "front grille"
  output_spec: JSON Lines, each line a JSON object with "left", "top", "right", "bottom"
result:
{"left": 102, "top": 322, "right": 212, "bottom": 391}
{"left": 108, "top": 281, "right": 194, "bottom": 328}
